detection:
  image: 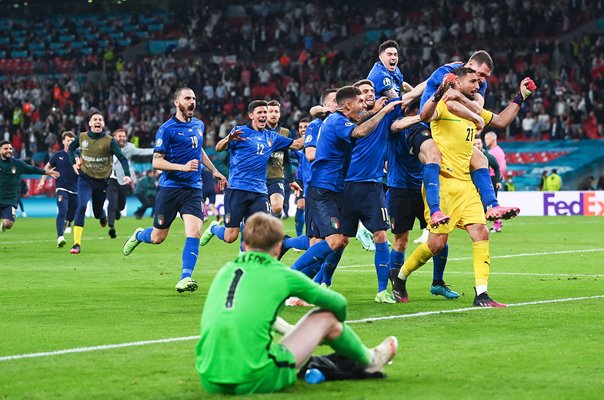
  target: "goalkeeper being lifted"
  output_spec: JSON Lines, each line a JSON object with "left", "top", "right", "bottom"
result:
{"left": 195, "top": 212, "right": 398, "bottom": 395}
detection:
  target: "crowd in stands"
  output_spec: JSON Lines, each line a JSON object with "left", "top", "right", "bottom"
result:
{"left": 1, "top": 0, "right": 604, "bottom": 168}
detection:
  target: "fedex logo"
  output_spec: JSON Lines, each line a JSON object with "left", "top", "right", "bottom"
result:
{"left": 544, "top": 192, "right": 604, "bottom": 216}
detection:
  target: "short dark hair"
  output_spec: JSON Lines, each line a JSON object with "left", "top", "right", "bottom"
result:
{"left": 267, "top": 100, "right": 281, "bottom": 108}
{"left": 173, "top": 87, "right": 194, "bottom": 101}
{"left": 0, "top": 140, "right": 11, "bottom": 147}
{"left": 335, "top": 86, "right": 362, "bottom": 106}
{"left": 552, "top": 169, "right": 558, "bottom": 174}
{"left": 61, "top": 131, "right": 75, "bottom": 140}
{"left": 299, "top": 117, "right": 310, "bottom": 124}
{"left": 379, "top": 40, "right": 399, "bottom": 55}
{"left": 468, "top": 50, "right": 493, "bottom": 72}
{"left": 248, "top": 100, "right": 268, "bottom": 114}
{"left": 452, "top": 66, "right": 476, "bottom": 78}
{"left": 352, "top": 79, "right": 374, "bottom": 89}
{"left": 320, "top": 88, "right": 337, "bottom": 106}
{"left": 405, "top": 97, "right": 421, "bottom": 113}
{"left": 89, "top": 109, "right": 103, "bottom": 119}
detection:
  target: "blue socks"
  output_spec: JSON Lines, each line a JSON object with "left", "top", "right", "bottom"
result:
{"left": 424, "top": 163, "right": 441, "bottom": 215}
{"left": 136, "top": 227, "right": 154, "bottom": 243}
{"left": 389, "top": 249, "right": 405, "bottom": 270}
{"left": 471, "top": 168, "right": 499, "bottom": 209}
{"left": 320, "top": 248, "right": 344, "bottom": 285}
{"left": 181, "top": 237, "right": 200, "bottom": 279}
{"left": 292, "top": 240, "right": 332, "bottom": 273}
{"left": 432, "top": 243, "right": 449, "bottom": 283}
{"left": 284, "top": 235, "right": 310, "bottom": 251}
{"left": 295, "top": 208, "right": 305, "bottom": 236}
{"left": 375, "top": 242, "right": 390, "bottom": 292}
{"left": 211, "top": 225, "right": 226, "bottom": 241}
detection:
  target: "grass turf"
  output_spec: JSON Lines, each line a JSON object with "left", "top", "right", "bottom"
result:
{"left": 1, "top": 216, "right": 603, "bottom": 399}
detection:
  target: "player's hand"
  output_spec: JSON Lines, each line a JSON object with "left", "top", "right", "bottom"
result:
{"left": 309, "top": 105, "right": 324, "bottom": 117}
{"left": 474, "top": 115, "right": 485, "bottom": 131}
{"left": 520, "top": 77, "right": 537, "bottom": 100}
{"left": 36, "top": 181, "right": 44, "bottom": 191}
{"left": 46, "top": 167, "right": 60, "bottom": 179}
{"left": 213, "top": 170, "right": 228, "bottom": 190}
{"left": 442, "top": 88, "right": 462, "bottom": 103}
{"left": 290, "top": 181, "right": 302, "bottom": 197}
{"left": 381, "top": 99, "right": 403, "bottom": 114}
{"left": 373, "top": 97, "right": 388, "bottom": 112}
{"left": 496, "top": 182, "right": 502, "bottom": 190}
{"left": 228, "top": 130, "right": 245, "bottom": 142}
{"left": 182, "top": 159, "right": 199, "bottom": 172}
{"left": 442, "top": 73, "right": 457, "bottom": 88}
{"left": 123, "top": 176, "right": 132, "bottom": 185}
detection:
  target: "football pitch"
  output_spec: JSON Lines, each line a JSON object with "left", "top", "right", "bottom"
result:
{"left": 1, "top": 216, "right": 603, "bottom": 399}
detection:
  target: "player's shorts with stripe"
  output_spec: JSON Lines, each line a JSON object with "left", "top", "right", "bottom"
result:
{"left": 305, "top": 185, "right": 344, "bottom": 238}
{"left": 224, "top": 188, "right": 270, "bottom": 228}
{"left": 200, "top": 343, "right": 296, "bottom": 395}
{"left": 154, "top": 187, "right": 204, "bottom": 229}
{"left": 406, "top": 123, "right": 432, "bottom": 156}
{"left": 423, "top": 175, "right": 485, "bottom": 234}
{"left": 0, "top": 204, "right": 16, "bottom": 222}
{"left": 341, "top": 181, "right": 389, "bottom": 236}
{"left": 387, "top": 187, "right": 427, "bottom": 234}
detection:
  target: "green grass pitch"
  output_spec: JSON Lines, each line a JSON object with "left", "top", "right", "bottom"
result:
{"left": 1, "top": 216, "right": 603, "bottom": 399}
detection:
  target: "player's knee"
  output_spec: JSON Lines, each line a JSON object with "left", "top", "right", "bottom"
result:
{"left": 224, "top": 230, "right": 239, "bottom": 243}
{"left": 427, "top": 236, "right": 447, "bottom": 254}
{"left": 373, "top": 230, "right": 387, "bottom": 243}
{"left": 272, "top": 205, "right": 283, "bottom": 216}
{"left": 297, "top": 199, "right": 305, "bottom": 208}
{"left": 3, "top": 221, "right": 14, "bottom": 230}
{"left": 151, "top": 231, "right": 167, "bottom": 244}
{"left": 393, "top": 234, "right": 408, "bottom": 251}
{"left": 421, "top": 141, "right": 442, "bottom": 165}
{"left": 471, "top": 150, "right": 488, "bottom": 169}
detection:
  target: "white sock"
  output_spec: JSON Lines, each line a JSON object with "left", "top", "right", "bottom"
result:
{"left": 476, "top": 285, "right": 488, "bottom": 295}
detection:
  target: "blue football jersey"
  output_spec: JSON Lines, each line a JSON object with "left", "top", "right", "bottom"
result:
{"left": 154, "top": 116, "right": 205, "bottom": 189}
{"left": 367, "top": 61, "right": 404, "bottom": 99}
{"left": 419, "top": 61, "right": 488, "bottom": 115}
{"left": 387, "top": 123, "right": 425, "bottom": 190}
{"left": 308, "top": 112, "right": 356, "bottom": 192}
{"left": 346, "top": 102, "right": 401, "bottom": 183}
{"left": 228, "top": 125, "right": 293, "bottom": 194}
{"left": 49, "top": 150, "right": 79, "bottom": 193}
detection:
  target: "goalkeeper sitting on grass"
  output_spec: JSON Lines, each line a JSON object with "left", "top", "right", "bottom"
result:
{"left": 195, "top": 212, "right": 398, "bottom": 395}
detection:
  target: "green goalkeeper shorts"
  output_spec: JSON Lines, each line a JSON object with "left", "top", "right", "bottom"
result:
{"left": 200, "top": 343, "right": 297, "bottom": 394}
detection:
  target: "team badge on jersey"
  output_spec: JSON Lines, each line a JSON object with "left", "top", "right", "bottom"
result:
{"left": 267, "top": 138, "right": 272, "bottom": 147}
{"left": 305, "top": 135, "right": 313, "bottom": 143}
{"left": 225, "top": 213, "right": 231, "bottom": 224}
{"left": 81, "top": 140, "right": 89, "bottom": 149}
{"left": 330, "top": 217, "right": 340, "bottom": 229}
{"left": 156, "top": 138, "right": 163, "bottom": 147}
{"left": 157, "top": 214, "right": 164, "bottom": 226}
{"left": 58, "top": 195, "right": 63, "bottom": 202}
{"left": 383, "top": 77, "right": 391, "bottom": 87}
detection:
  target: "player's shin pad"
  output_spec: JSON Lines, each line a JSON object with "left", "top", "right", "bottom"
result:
{"left": 297, "top": 353, "right": 385, "bottom": 381}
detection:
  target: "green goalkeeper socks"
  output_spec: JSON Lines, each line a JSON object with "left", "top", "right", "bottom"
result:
{"left": 325, "top": 324, "right": 372, "bottom": 365}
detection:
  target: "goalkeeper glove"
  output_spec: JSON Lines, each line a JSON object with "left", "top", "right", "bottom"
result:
{"left": 513, "top": 77, "right": 537, "bottom": 105}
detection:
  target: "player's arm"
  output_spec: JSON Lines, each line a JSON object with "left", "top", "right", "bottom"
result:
{"left": 152, "top": 152, "right": 198, "bottom": 172}
{"left": 288, "top": 136, "right": 304, "bottom": 150}
{"left": 486, "top": 152, "right": 502, "bottom": 186}
{"left": 216, "top": 129, "right": 245, "bottom": 152}
{"left": 287, "top": 270, "right": 347, "bottom": 321}
{"left": 390, "top": 115, "right": 422, "bottom": 132}
{"left": 442, "top": 88, "right": 483, "bottom": 114}
{"left": 68, "top": 135, "right": 79, "bottom": 164}
{"left": 402, "top": 81, "right": 414, "bottom": 93}
{"left": 201, "top": 149, "right": 228, "bottom": 189}
{"left": 444, "top": 98, "right": 485, "bottom": 131}
{"left": 351, "top": 100, "right": 403, "bottom": 138}
{"left": 304, "top": 146, "right": 316, "bottom": 162}
{"left": 37, "top": 160, "right": 53, "bottom": 189}
{"left": 129, "top": 145, "right": 154, "bottom": 156}
{"left": 16, "top": 159, "right": 59, "bottom": 178}
{"left": 401, "top": 79, "right": 427, "bottom": 108}
{"left": 283, "top": 150, "right": 294, "bottom": 183}
{"left": 111, "top": 139, "right": 132, "bottom": 184}
{"left": 382, "top": 87, "right": 399, "bottom": 100}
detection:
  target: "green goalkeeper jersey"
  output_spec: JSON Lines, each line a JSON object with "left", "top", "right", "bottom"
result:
{"left": 196, "top": 251, "right": 347, "bottom": 384}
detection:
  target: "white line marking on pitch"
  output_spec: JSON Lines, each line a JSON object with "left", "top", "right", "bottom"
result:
{"left": 337, "top": 270, "right": 604, "bottom": 277}
{"left": 337, "top": 248, "right": 604, "bottom": 269}
{"left": 1, "top": 294, "right": 603, "bottom": 362}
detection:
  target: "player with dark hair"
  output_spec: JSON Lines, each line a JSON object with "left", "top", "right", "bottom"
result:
{"left": 266, "top": 100, "right": 299, "bottom": 218}
{"left": 415, "top": 51, "right": 520, "bottom": 229}
{"left": 289, "top": 86, "right": 400, "bottom": 278}
{"left": 106, "top": 128, "right": 154, "bottom": 239}
{"left": 390, "top": 67, "right": 536, "bottom": 307}
{"left": 292, "top": 117, "right": 310, "bottom": 237}
{"left": 38, "top": 131, "right": 79, "bottom": 247}
{"left": 388, "top": 99, "right": 459, "bottom": 300}
{"left": 1, "top": 140, "right": 59, "bottom": 232}
{"left": 123, "top": 87, "right": 227, "bottom": 292}
{"left": 195, "top": 212, "right": 398, "bottom": 395}
{"left": 68, "top": 110, "right": 132, "bottom": 254}
{"left": 199, "top": 100, "right": 304, "bottom": 247}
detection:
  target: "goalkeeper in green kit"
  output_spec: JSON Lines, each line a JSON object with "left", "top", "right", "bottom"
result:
{"left": 195, "top": 212, "right": 398, "bottom": 395}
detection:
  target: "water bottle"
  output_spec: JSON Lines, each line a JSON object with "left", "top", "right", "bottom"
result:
{"left": 304, "top": 368, "right": 326, "bottom": 384}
